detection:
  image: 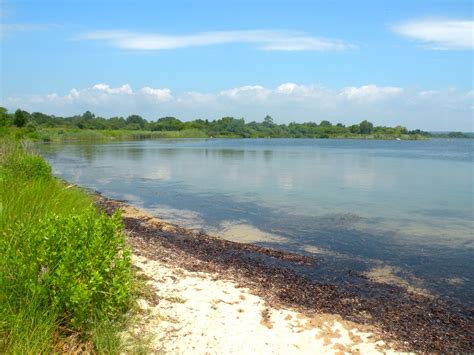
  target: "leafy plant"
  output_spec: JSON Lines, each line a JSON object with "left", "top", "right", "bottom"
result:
{"left": 0, "top": 141, "right": 133, "bottom": 353}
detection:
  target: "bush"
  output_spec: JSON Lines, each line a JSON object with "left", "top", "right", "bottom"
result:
{"left": 17, "top": 155, "right": 51, "bottom": 180}
{"left": 3, "top": 206, "right": 131, "bottom": 328}
{"left": 13, "top": 110, "right": 27, "bottom": 128}
{"left": 1, "top": 146, "right": 52, "bottom": 180}
{"left": 0, "top": 142, "right": 133, "bottom": 352}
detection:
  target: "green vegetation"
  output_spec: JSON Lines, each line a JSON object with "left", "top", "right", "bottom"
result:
{"left": 0, "top": 141, "right": 135, "bottom": 353}
{"left": 430, "top": 131, "right": 474, "bottom": 139}
{"left": 2, "top": 107, "right": 469, "bottom": 142}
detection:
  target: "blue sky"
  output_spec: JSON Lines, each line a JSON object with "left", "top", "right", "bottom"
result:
{"left": 1, "top": 0, "right": 473, "bottom": 130}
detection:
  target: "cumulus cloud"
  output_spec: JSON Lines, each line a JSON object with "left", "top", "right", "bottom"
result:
{"left": 276, "top": 83, "right": 299, "bottom": 94}
{"left": 140, "top": 87, "right": 173, "bottom": 101}
{"left": 93, "top": 83, "right": 133, "bottom": 94}
{"left": 341, "top": 85, "right": 403, "bottom": 101}
{"left": 76, "top": 29, "right": 353, "bottom": 51}
{"left": 1, "top": 83, "right": 473, "bottom": 131}
{"left": 392, "top": 18, "right": 474, "bottom": 50}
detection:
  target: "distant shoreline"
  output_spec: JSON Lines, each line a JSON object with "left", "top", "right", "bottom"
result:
{"left": 4, "top": 126, "right": 437, "bottom": 142}
{"left": 3, "top": 107, "right": 472, "bottom": 142}
{"left": 5, "top": 127, "right": 473, "bottom": 144}
{"left": 95, "top": 193, "right": 474, "bottom": 353}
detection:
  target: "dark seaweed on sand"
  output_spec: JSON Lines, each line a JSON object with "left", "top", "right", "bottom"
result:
{"left": 98, "top": 195, "right": 473, "bottom": 353}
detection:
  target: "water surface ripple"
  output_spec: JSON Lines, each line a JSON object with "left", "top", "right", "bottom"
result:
{"left": 39, "top": 138, "right": 474, "bottom": 305}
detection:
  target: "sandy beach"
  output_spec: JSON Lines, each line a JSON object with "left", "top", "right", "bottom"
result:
{"left": 131, "top": 254, "right": 395, "bottom": 354}
{"left": 97, "top": 195, "right": 473, "bottom": 353}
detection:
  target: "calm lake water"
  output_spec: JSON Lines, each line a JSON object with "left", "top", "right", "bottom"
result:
{"left": 39, "top": 139, "right": 474, "bottom": 305}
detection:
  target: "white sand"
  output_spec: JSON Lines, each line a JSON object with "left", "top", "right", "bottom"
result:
{"left": 130, "top": 254, "right": 399, "bottom": 354}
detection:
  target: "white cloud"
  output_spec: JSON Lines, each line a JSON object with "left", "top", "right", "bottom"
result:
{"left": 93, "top": 83, "right": 133, "bottom": 94}
{"left": 393, "top": 18, "right": 474, "bottom": 50}
{"left": 275, "top": 83, "right": 328, "bottom": 99}
{"left": 419, "top": 90, "right": 438, "bottom": 98}
{"left": 0, "top": 23, "right": 49, "bottom": 38}
{"left": 140, "top": 87, "right": 173, "bottom": 101}
{"left": 177, "top": 91, "right": 214, "bottom": 104}
{"left": 341, "top": 85, "right": 403, "bottom": 101}
{"left": 76, "top": 29, "right": 353, "bottom": 52}
{"left": 1, "top": 83, "right": 473, "bottom": 131}
{"left": 219, "top": 85, "right": 270, "bottom": 100}
{"left": 276, "top": 83, "right": 299, "bottom": 94}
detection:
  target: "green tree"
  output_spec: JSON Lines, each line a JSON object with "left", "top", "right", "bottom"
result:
{"left": 108, "top": 116, "right": 126, "bottom": 130}
{"left": 0, "top": 107, "right": 7, "bottom": 126}
{"left": 13, "top": 109, "right": 27, "bottom": 127}
{"left": 209, "top": 117, "right": 248, "bottom": 137}
{"left": 349, "top": 124, "right": 360, "bottom": 134}
{"left": 394, "top": 125, "right": 408, "bottom": 136}
{"left": 359, "top": 120, "right": 374, "bottom": 134}
{"left": 82, "top": 111, "right": 95, "bottom": 120}
{"left": 447, "top": 132, "right": 468, "bottom": 138}
{"left": 263, "top": 115, "right": 274, "bottom": 126}
{"left": 126, "top": 114, "right": 146, "bottom": 129}
{"left": 153, "top": 117, "right": 183, "bottom": 131}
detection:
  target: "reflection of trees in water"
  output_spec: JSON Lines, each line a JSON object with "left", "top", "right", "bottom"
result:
{"left": 69, "top": 143, "right": 150, "bottom": 162}
{"left": 175, "top": 148, "right": 274, "bottom": 162}
{"left": 39, "top": 140, "right": 474, "bottom": 305}
{"left": 40, "top": 143, "right": 101, "bottom": 163}
{"left": 263, "top": 150, "right": 273, "bottom": 162}
{"left": 77, "top": 144, "right": 99, "bottom": 162}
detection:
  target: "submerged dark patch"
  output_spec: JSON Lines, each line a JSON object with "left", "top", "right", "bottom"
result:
{"left": 98, "top": 195, "right": 474, "bottom": 353}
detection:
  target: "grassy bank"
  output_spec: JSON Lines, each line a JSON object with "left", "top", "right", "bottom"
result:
{"left": 0, "top": 125, "right": 431, "bottom": 143}
{"left": 0, "top": 140, "right": 134, "bottom": 353}
{"left": 0, "top": 126, "right": 208, "bottom": 142}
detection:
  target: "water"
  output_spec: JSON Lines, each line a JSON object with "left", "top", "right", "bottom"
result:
{"left": 38, "top": 138, "right": 474, "bottom": 304}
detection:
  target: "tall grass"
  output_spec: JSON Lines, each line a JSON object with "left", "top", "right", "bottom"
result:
{"left": 0, "top": 126, "right": 209, "bottom": 142}
{"left": 0, "top": 140, "right": 133, "bottom": 353}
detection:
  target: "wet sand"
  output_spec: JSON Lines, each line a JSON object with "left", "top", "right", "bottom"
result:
{"left": 97, "top": 195, "right": 473, "bottom": 353}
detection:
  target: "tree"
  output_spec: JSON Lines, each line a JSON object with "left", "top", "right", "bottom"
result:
{"left": 447, "top": 132, "right": 468, "bottom": 138}
{"left": 394, "top": 125, "right": 408, "bottom": 136}
{"left": 359, "top": 120, "right": 374, "bottom": 134}
{"left": 263, "top": 115, "right": 274, "bottom": 126}
{"left": 82, "top": 111, "right": 95, "bottom": 120}
{"left": 210, "top": 117, "right": 248, "bottom": 137}
{"left": 0, "top": 107, "right": 7, "bottom": 126}
{"left": 31, "top": 112, "right": 54, "bottom": 126}
{"left": 13, "top": 109, "right": 27, "bottom": 127}
{"left": 152, "top": 117, "right": 183, "bottom": 131}
{"left": 108, "top": 116, "right": 126, "bottom": 130}
{"left": 126, "top": 114, "right": 146, "bottom": 129}
{"left": 349, "top": 124, "right": 360, "bottom": 134}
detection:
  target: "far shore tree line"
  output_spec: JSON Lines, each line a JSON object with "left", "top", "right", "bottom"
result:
{"left": 0, "top": 107, "right": 470, "bottom": 139}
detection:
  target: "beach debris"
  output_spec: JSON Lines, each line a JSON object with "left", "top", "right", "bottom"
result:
{"left": 97, "top": 195, "right": 474, "bottom": 353}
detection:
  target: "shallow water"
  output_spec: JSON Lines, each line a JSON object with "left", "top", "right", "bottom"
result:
{"left": 38, "top": 138, "right": 474, "bottom": 305}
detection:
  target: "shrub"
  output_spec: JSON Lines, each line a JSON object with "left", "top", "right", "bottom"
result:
{"left": 13, "top": 110, "right": 27, "bottom": 128}
{"left": 3, "top": 206, "right": 131, "bottom": 328}
{"left": 0, "top": 142, "right": 133, "bottom": 352}
{"left": 2, "top": 148, "right": 52, "bottom": 180}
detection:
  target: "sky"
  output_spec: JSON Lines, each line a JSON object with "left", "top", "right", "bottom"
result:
{"left": 0, "top": 0, "right": 473, "bottom": 131}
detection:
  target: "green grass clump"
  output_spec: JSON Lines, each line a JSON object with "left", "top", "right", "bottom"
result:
{"left": 0, "top": 140, "right": 133, "bottom": 353}
{"left": 38, "top": 127, "right": 209, "bottom": 141}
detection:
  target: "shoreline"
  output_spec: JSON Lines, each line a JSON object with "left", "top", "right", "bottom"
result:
{"left": 96, "top": 194, "right": 473, "bottom": 352}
